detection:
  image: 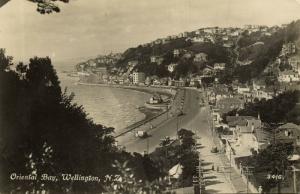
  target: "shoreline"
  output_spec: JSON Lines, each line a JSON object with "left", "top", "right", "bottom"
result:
{"left": 76, "top": 82, "right": 176, "bottom": 99}
{"left": 76, "top": 82, "right": 177, "bottom": 134}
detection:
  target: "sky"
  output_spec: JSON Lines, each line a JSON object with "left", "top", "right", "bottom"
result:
{"left": 1, "top": 0, "right": 300, "bottom": 65}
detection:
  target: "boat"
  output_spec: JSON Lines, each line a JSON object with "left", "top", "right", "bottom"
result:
{"left": 144, "top": 93, "right": 169, "bottom": 110}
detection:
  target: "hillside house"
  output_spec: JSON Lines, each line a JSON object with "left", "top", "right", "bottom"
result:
{"left": 288, "top": 58, "right": 300, "bottom": 74}
{"left": 278, "top": 70, "right": 300, "bottom": 82}
{"left": 280, "top": 42, "right": 296, "bottom": 56}
{"left": 194, "top": 52, "right": 208, "bottom": 62}
{"left": 183, "top": 52, "right": 193, "bottom": 59}
{"left": 252, "top": 89, "right": 273, "bottom": 101}
{"left": 237, "top": 85, "right": 251, "bottom": 94}
{"left": 225, "top": 115, "right": 269, "bottom": 153}
{"left": 252, "top": 80, "right": 266, "bottom": 91}
{"left": 203, "top": 66, "right": 214, "bottom": 75}
{"left": 213, "top": 63, "right": 226, "bottom": 70}
{"left": 223, "top": 41, "right": 234, "bottom": 48}
{"left": 173, "top": 49, "right": 181, "bottom": 57}
{"left": 230, "top": 31, "right": 240, "bottom": 37}
{"left": 128, "top": 60, "right": 138, "bottom": 67}
{"left": 216, "top": 97, "right": 244, "bottom": 115}
{"left": 275, "top": 123, "right": 300, "bottom": 147}
{"left": 226, "top": 115, "right": 262, "bottom": 135}
{"left": 150, "top": 56, "right": 164, "bottom": 65}
{"left": 191, "top": 37, "right": 205, "bottom": 43}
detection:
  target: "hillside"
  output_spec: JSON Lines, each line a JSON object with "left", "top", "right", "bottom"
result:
{"left": 75, "top": 19, "right": 300, "bottom": 84}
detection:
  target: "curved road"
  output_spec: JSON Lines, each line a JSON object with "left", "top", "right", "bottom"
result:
{"left": 117, "top": 88, "right": 236, "bottom": 193}
{"left": 117, "top": 88, "right": 200, "bottom": 153}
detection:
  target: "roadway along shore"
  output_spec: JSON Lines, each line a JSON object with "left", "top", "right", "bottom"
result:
{"left": 117, "top": 88, "right": 236, "bottom": 193}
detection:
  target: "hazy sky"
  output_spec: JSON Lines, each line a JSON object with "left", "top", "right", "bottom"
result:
{"left": 1, "top": 0, "right": 300, "bottom": 64}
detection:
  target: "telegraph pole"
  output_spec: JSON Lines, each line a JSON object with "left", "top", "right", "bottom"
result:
{"left": 243, "top": 165, "right": 254, "bottom": 194}
{"left": 229, "top": 149, "right": 232, "bottom": 180}
{"left": 290, "top": 166, "right": 300, "bottom": 194}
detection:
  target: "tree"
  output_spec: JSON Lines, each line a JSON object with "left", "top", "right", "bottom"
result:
{"left": 0, "top": 0, "right": 69, "bottom": 14}
{"left": 244, "top": 143, "right": 294, "bottom": 193}
{"left": 0, "top": 52, "right": 119, "bottom": 193}
{"left": 223, "top": 91, "right": 300, "bottom": 124}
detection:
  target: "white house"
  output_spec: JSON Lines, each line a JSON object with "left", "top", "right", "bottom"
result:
{"left": 213, "top": 63, "right": 226, "bottom": 70}
{"left": 173, "top": 49, "right": 181, "bottom": 57}
{"left": 191, "top": 37, "right": 205, "bottom": 43}
{"left": 237, "top": 85, "right": 251, "bottom": 94}
{"left": 150, "top": 56, "right": 164, "bottom": 65}
{"left": 278, "top": 70, "right": 300, "bottom": 82}
{"left": 128, "top": 60, "right": 138, "bottom": 67}
{"left": 194, "top": 53, "right": 208, "bottom": 62}
{"left": 132, "top": 72, "right": 145, "bottom": 84}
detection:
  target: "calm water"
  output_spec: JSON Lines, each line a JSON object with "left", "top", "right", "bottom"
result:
{"left": 56, "top": 67, "right": 151, "bottom": 132}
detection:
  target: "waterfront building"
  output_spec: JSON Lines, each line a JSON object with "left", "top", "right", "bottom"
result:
{"left": 132, "top": 72, "right": 145, "bottom": 84}
{"left": 173, "top": 80, "right": 186, "bottom": 87}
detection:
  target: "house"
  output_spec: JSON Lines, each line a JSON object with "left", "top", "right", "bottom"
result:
{"left": 216, "top": 97, "right": 244, "bottom": 114}
{"left": 252, "top": 80, "right": 266, "bottom": 91}
{"left": 280, "top": 42, "right": 296, "bottom": 56}
{"left": 183, "top": 52, "right": 193, "bottom": 59}
{"left": 237, "top": 85, "right": 251, "bottom": 94}
{"left": 132, "top": 72, "right": 145, "bottom": 84}
{"left": 212, "top": 109, "right": 222, "bottom": 125}
{"left": 167, "top": 63, "right": 178, "bottom": 73}
{"left": 203, "top": 66, "right": 214, "bottom": 75}
{"left": 173, "top": 80, "right": 186, "bottom": 87}
{"left": 252, "top": 89, "right": 273, "bottom": 101}
{"left": 203, "top": 27, "right": 216, "bottom": 34}
{"left": 150, "top": 56, "right": 164, "bottom": 65}
{"left": 288, "top": 58, "right": 300, "bottom": 74}
{"left": 194, "top": 53, "right": 208, "bottom": 62}
{"left": 278, "top": 70, "right": 300, "bottom": 82}
{"left": 87, "top": 60, "right": 97, "bottom": 67}
{"left": 173, "top": 49, "right": 181, "bottom": 57}
{"left": 191, "top": 37, "right": 205, "bottom": 43}
{"left": 189, "top": 78, "right": 201, "bottom": 87}
{"left": 230, "top": 31, "right": 240, "bottom": 37}
{"left": 128, "top": 60, "right": 138, "bottom": 67}
{"left": 223, "top": 41, "right": 234, "bottom": 48}
{"left": 226, "top": 115, "right": 262, "bottom": 134}
{"left": 213, "top": 63, "right": 226, "bottom": 70}
{"left": 145, "top": 77, "right": 152, "bottom": 86}
{"left": 222, "top": 36, "right": 229, "bottom": 41}
{"left": 225, "top": 115, "right": 272, "bottom": 155}
{"left": 275, "top": 123, "right": 300, "bottom": 146}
